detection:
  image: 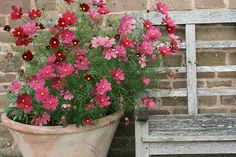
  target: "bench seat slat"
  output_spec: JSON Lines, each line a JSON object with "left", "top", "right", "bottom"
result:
{"left": 143, "top": 135, "right": 236, "bottom": 142}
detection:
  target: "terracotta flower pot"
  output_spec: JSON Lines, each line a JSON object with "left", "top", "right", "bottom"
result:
{"left": 1, "top": 109, "right": 124, "bottom": 157}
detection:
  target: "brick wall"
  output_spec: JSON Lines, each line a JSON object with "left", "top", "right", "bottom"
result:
{"left": 0, "top": 0, "right": 236, "bottom": 157}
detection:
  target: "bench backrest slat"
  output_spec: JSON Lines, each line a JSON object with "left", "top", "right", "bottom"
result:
{"left": 134, "top": 11, "right": 236, "bottom": 115}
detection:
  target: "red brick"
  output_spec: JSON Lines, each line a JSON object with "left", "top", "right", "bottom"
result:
{"left": 173, "top": 108, "right": 188, "bottom": 114}
{"left": 197, "top": 72, "right": 215, "bottom": 79}
{"left": 197, "top": 81, "right": 205, "bottom": 88}
{"left": 0, "top": 94, "right": 9, "bottom": 109}
{"left": 195, "top": 0, "right": 226, "bottom": 9}
{"left": 162, "top": 97, "right": 187, "bottom": 106}
{"left": 218, "top": 72, "right": 236, "bottom": 78}
{"left": 149, "top": 81, "right": 170, "bottom": 89}
{"left": 198, "top": 108, "right": 227, "bottom": 114}
{"left": 228, "top": 0, "right": 236, "bottom": 9}
{"left": 150, "top": 0, "right": 193, "bottom": 11}
{"left": 0, "top": 31, "right": 11, "bottom": 43}
{"left": 220, "top": 96, "right": 236, "bottom": 106}
{"left": 8, "top": 16, "right": 27, "bottom": 28}
{"left": 149, "top": 109, "right": 171, "bottom": 115}
{"left": 0, "top": 16, "right": 6, "bottom": 27}
{"left": 229, "top": 52, "right": 236, "bottom": 65}
{"left": 163, "top": 55, "right": 183, "bottom": 67}
{"left": 36, "top": 0, "right": 57, "bottom": 11}
{"left": 0, "top": 0, "right": 31, "bottom": 14}
{"left": 173, "top": 81, "right": 186, "bottom": 89}
{"left": 106, "top": 0, "right": 147, "bottom": 12}
{"left": 207, "top": 80, "right": 232, "bottom": 88}
{"left": 0, "top": 73, "right": 16, "bottom": 83}
{"left": 198, "top": 96, "right": 217, "bottom": 106}
{"left": 197, "top": 51, "right": 225, "bottom": 66}
{"left": 0, "top": 55, "right": 22, "bottom": 73}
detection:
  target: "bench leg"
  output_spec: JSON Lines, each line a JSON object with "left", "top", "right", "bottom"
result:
{"left": 135, "top": 121, "right": 149, "bottom": 157}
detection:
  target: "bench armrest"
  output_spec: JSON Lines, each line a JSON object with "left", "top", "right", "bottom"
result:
{"left": 135, "top": 107, "right": 149, "bottom": 121}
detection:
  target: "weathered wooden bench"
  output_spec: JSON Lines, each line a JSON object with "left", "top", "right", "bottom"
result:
{"left": 135, "top": 10, "right": 236, "bottom": 156}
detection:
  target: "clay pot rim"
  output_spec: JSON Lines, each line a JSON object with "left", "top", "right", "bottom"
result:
{"left": 1, "top": 109, "right": 124, "bottom": 135}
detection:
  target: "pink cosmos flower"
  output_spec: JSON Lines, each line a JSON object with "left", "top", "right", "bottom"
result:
{"left": 88, "top": 9, "right": 100, "bottom": 20}
{"left": 142, "top": 27, "right": 162, "bottom": 42}
{"left": 159, "top": 45, "right": 172, "bottom": 56}
{"left": 141, "top": 97, "right": 156, "bottom": 108}
{"left": 35, "top": 87, "right": 50, "bottom": 102}
{"left": 103, "top": 48, "right": 118, "bottom": 60}
{"left": 38, "top": 65, "right": 55, "bottom": 79}
{"left": 96, "top": 95, "right": 111, "bottom": 108}
{"left": 60, "top": 90, "right": 74, "bottom": 100}
{"left": 62, "top": 104, "right": 72, "bottom": 111}
{"left": 115, "top": 45, "right": 127, "bottom": 61}
{"left": 85, "top": 103, "right": 94, "bottom": 110}
{"left": 62, "top": 11, "right": 77, "bottom": 25}
{"left": 121, "top": 37, "right": 135, "bottom": 49}
{"left": 48, "top": 54, "right": 57, "bottom": 65}
{"left": 90, "top": 0, "right": 100, "bottom": 6}
{"left": 5, "top": 52, "right": 13, "bottom": 61}
{"left": 57, "top": 63, "right": 74, "bottom": 78}
{"left": 139, "top": 54, "right": 147, "bottom": 68}
{"left": 111, "top": 68, "right": 125, "bottom": 84}
{"left": 9, "top": 80, "right": 22, "bottom": 94}
{"left": 98, "top": 6, "right": 110, "bottom": 15}
{"left": 141, "top": 76, "right": 150, "bottom": 86}
{"left": 118, "top": 16, "right": 136, "bottom": 35}
{"left": 139, "top": 41, "right": 154, "bottom": 55}
{"left": 22, "top": 23, "right": 38, "bottom": 36}
{"left": 103, "top": 37, "right": 115, "bottom": 48}
{"left": 169, "top": 34, "right": 180, "bottom": 41}
{"left": 151, "top": 54, "right": 158, "bottom": 62}
{"left": 162, "top": 15, "right": 175, "bottom": 27}
{"left": 31, "top": 112, "right": 51, "bottom": 126}
{"left": 91, "top": 36, "right": 115, "bottom": 48}
{"left": 71, "top": 48, "right": 87, "bottom": 57}
{"left": 82, "top": 117, "right": 94, "bottom": 125}
{"left": 43, "top": 95, "right": 59, "bottom": 111}
{"left": 16, "top": 93, "right": 33, "bottom": 113}
{"left": 96, "top": 78, "right": 112, "bottom": 95}
{"left": 60, "top": 29, "right": 76, "bottom": 44}
{"left": 156, "top": 2, "right": 169, "bottom": 15}
{"left": 75, "top": 56, "right": 90, "bottom": 70}
{"left": 28, "top": 75, "right": 45, "bottom": 90}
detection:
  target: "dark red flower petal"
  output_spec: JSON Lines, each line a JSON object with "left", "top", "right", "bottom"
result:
{"left": 80, "top": 3, "right": 90, "bottom": 12}
{"left": 22, "top": 51, "right": 34, "bottom": 61}
{"left": 49, "top": 37, "right": 60, "bottom": 49}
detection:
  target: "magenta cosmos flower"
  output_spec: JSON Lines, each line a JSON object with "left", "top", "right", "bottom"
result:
{"left": 139, "top": 41, "right": 154, "bottom": 56}
{"left": 38, "top": 65, "right": 56, "bottom": 79}
{"left": 43, "top": 95, "right": 59, "bottom": 111}
{"left": 159, "top": 45, "right": 172, "bottom": 56}
{"left": 31, "top": 112, "right": 51, "bottom": 126}
{"left": 96, "top": 95, "right": 111, "bottom": 108}
{"left": 156, "top": 2, "right": 169, "bottom": 15}
{"left": 95, "top": 78, "right": 112, "bottom": 95}
{"left": 22, "top": 23, "right": 38, "bottom": 36}
{"left": 28, "top": 75, "right": 45, "bottom": 90}
{"left": 57, "top": 63, "right": 74, "bottom": 78}
{"left": 35, "top": 87, "right": 50, "bottom": 102}
{"left": 118, "top": 16, "right": 136, "bottom": 35}
{"left": 60, "top": 29, "right": 76, "bottom": 44}
{"left": 111, "top": 68, "right": 125, "bottom": 84}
